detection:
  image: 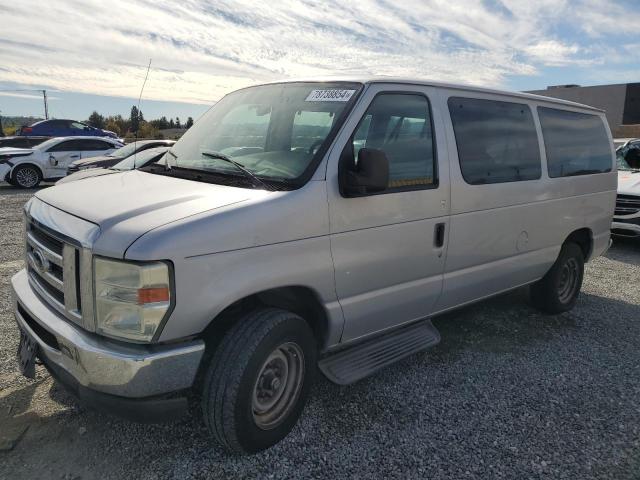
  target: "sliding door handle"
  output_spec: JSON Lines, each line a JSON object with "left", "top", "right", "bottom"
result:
{"left": 434, "top": 223, "right": 446, "bottom": 248}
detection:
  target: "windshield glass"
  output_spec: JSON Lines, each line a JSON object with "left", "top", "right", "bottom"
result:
{"left": 109, "top": 142, "right": 145, "bottom": 159}
{"left": 113, "top": 147, "right": 167, "bottom": 170}
{"left": 617, "top": 144, "right": 640, "bottom": 171}
{"left": 168, "top": 82, "right": 362, "bottom": 184}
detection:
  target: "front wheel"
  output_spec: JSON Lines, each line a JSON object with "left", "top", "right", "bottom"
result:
{"left": 12, "top": 164, "right": 42, "bottom": 188}
{"left": 202, "top": 308, "right": 316, "bottom": 454}
{"left": 530, "top": 242, "right": 584, "bottom": 314}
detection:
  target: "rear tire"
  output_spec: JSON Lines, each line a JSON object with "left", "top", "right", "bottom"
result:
{"left": 12, "top": 164, "right": 42, "bottom": 188}
{"left": 530, "top": 242, "right": 584, "bottom": 314}
{"left": 202, "top": 308, "right": 316, "bottom": 454}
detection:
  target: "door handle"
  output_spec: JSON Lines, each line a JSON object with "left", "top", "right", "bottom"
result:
{"left": 434, "top": 223, "right": 446, "bottom": 248}
{"left": 70, "top": 155, "right": 80, "bottom": 159}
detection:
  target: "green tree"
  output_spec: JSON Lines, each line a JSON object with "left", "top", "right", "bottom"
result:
{"left": 130, "top": 106, "right": 140, "bottom": 132}
{"left": 185, "top": 116, "right": 194, "bottom": 129}
{"left": 88, "top": 111, "right": 105, "bottom": 129}
{"left": 175, "top": 117, "right": 181, "bottom": 129}
{"left": 169, "top": 118, "right": 175, "bottom": 129}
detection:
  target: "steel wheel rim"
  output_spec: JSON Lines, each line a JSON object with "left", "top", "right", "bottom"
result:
{"left": 252, "top": 341, "right": 304, "bottom": 430}
{"left": 558, "top": 257, "right": 579, "bottom": 304}
{"left": 15, "top": 168, "right": 38, "bottom": 188}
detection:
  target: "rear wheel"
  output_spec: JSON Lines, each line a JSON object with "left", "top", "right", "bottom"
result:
{"left": 202, "top": 308, "right": 316, "bottom": 454}
{"left": 530, "top": 242, "right": 584, "bottom": 314}
{"left": 12, "top": 164, "right": 42, "bottom": 188}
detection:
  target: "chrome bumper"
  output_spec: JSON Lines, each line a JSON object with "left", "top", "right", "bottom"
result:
{"left": 612, "top": 221, "right": 640, "bottom": 236}
{"left": 11, "top": 269, "right": 205, "bottom": 398}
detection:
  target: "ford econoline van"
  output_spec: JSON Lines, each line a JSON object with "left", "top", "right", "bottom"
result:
{"left": 11, "top": 79, "right": 616, "bottom": 454}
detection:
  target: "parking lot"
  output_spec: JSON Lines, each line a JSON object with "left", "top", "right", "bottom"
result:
{"left": 0, "top": 185, "right": 639, "bottom": 479}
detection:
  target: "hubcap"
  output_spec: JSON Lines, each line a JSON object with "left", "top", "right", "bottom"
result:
{"left": 15, "top": 168, "right": 38, "bottom": 188}
{"left": 557, "top": 257, "right": 579, "bottom": 304}
{"left": 252, "top": 342, "right": 304, "bottom": 430}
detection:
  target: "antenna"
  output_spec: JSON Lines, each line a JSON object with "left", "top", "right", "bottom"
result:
{"left": 133, "top": 59, "right": 152, "bottom": 168}
{"left": 43, "top": 90, "right": 49, "bottom": 119}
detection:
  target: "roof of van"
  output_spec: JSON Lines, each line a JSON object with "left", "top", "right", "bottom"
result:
{"left": 252, "top": 77, "right": 604, "bottom": 113}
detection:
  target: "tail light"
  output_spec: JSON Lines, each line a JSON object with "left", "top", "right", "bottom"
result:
{"left": 21, "top": 127, "right": 33, "bottom": 134}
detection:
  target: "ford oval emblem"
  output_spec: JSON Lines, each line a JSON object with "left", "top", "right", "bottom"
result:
{"left": 32, "top": 249, "right": 51, "bottom": 274}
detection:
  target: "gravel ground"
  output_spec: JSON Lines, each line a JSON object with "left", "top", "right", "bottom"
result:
{"left": 1, "top": 184, "right": 639, "bottom": 479}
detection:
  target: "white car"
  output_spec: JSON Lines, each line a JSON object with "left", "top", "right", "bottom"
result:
{"left": 0, "top": 136, "right": 123, "bottom": 188}
{"left": 612, "top": 154, "right": 640, "bottom": 237}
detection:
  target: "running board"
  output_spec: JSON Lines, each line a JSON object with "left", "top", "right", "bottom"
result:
{"left": 318, "top": 319, "right": 441, "bottom": 385}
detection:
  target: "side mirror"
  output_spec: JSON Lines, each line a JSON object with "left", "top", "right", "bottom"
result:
{"left": 342, "top": 148, "right": 389, "bottom": 196}
{"left": 49, "top": 154, "right": 58, "bottom": 166}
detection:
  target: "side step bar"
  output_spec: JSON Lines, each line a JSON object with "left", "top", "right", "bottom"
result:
{"left": 318, "top": 319, "right": 441, "bottom": 385}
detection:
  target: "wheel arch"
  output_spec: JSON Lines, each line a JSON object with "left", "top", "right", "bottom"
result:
{"left": 201, "top": 285, "right": 332, "bottom": 350}
{"left": 564, "top": 227, "right": 593, "bottom": 261}
{"left": 11, "top": 161, "right": 45, "bottom": 180}
{"left": 193, "top": 285, "right": 332, "bottom": 392}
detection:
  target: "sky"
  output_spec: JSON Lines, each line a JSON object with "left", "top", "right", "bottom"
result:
{"left": 0, "top": 0, "right": 639, "bottom": 121}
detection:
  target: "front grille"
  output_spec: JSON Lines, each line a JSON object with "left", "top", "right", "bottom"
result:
{"left": 615, "top": 194, "right": 640, "bottom": 216}
{"left": 25, "top": 219, "right": 83, "bottom": 326}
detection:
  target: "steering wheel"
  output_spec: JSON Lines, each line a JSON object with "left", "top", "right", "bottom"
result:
{"left": 308, "top": 139, "right": 324, "bottom": 155}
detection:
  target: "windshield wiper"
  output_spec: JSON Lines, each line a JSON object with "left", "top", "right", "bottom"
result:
{"left": 200, "top": 151, "right": 272, "bottom": 191}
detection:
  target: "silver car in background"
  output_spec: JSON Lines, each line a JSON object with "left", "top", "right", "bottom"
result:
{"left": 11, "top": 79, "right": 615, "bottom": 454}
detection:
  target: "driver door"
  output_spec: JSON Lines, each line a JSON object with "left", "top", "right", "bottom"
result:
{"left": 326, "top": 84, "right": 451, "bottom": 343}
{"left": 46, "top": 139, "right": 83, "bottom": 177}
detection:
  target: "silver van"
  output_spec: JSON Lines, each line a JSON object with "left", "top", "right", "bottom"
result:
{"left": 11, "top": 79, "right": 616, "bottom": 454}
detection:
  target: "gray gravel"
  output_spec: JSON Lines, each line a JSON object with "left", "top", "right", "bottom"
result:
{"left": 1, "top": 184, "right": 639, "bottom": 479}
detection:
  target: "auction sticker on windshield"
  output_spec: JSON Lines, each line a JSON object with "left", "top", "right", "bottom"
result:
{"left": 306, "top": 89, "right": 355, "bottom": 102}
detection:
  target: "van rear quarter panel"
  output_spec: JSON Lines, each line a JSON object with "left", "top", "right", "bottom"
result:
{"left": 435, "top": 89, "right": 615, "bottom": 311}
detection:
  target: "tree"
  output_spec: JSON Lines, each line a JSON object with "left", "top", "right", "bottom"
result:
{"left": 87, "top": 111, "right": 105, "bottom": 129}
{"left": 175, "top": 117, "right": 181, "bottom": 129}
{"left": 169, "top": 118, "right": 175, "bottom": 129}
{"left": 185, "top": 116, "right": 194, "bottom": 129}
{"left": 130, "top": 106, "right": 140, "bottom": 132}
{"left": 138, "top": 109, "right": 144, "bottom": 123}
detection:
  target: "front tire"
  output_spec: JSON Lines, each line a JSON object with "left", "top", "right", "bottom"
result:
{"left": 202, "top": 308, "right": 316, "bottom": 454}
{"left": 530, "top": 242, "right": 584, "bottom": 314}
{"left": 12, "top": 164, "right": 42, "bottom": 188}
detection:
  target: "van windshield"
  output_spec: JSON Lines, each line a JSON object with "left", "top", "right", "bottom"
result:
{"left": 166, "top": 82, "right": 362, "bottom": 188}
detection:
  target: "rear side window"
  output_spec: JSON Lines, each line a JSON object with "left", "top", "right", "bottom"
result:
{"left": 352, "top": 93, "right": 436, "bottom": 189}
{"left": 537, "top": 108, "right": 612, "bottom": 177}
{"left": 47, "top": 140, "right": 84, "bottom": 152}
{"left": 448, "top": 97, "right": 541, "bottom": 185}
{"left": 79, "top": 139, "right": 113, "bottom": 150}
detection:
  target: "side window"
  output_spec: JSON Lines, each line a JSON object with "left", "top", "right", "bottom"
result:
{"left": 291, "top": 110, "right": 335, "bottom": 152}
{"left": 80, "top": 140, "right": 112, "bottom": 151}
{"left": 352, "top": 93, "right": 436, "bottom": 189}
{"left": 47, "top": 140, "right": 78, "bottom": 152}
{"left": 448, "top": 97, "right": 541, "bottom": 185}
{"left": 538, "top": 107, "right": 612, "bottom": 177}
{"left": 71, "top": 121, "right": 88, "bottom": 129}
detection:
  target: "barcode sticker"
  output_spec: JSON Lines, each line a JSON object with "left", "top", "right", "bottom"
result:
{"left": 305, "top": 89, "right": 356, "bottom": 102}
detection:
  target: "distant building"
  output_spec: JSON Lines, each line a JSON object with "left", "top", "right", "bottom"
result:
{"left": 526, "top": 83, "right": 640, "bottom": 138}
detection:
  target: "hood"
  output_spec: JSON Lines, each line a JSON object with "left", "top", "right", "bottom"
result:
{"left": 0, "top": 147, "right": 33, "bottom": 157}
{"left": 55, "top": 168, "right": 117, "bottom": 185}
{"left": 35, "top": 170, "right": 267, "bottom": 258}
{"left": 70, "top": 155, "right": 117, "bottom": 168}
{"left": 618, "top": 170, "right": 640, "bottom": 196}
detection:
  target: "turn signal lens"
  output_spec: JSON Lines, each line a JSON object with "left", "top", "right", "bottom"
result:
{"left": 138, "top": 287, "right": 170, "bottom": 304}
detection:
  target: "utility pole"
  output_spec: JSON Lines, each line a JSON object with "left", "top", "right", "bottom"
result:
{"left": 42, "top": 90, "right": 49, "bottom": 119}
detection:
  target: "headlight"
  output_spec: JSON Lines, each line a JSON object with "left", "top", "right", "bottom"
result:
{"left": 94, "top": 257, "right": 172, "bottom": 342}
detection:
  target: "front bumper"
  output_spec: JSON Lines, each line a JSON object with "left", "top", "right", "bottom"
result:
{"left": 11, "top": 269, "right": 205, "bottom": 417}
{"left": 0, "top": 163, "right": 11, "bottom": 182}
{"left": 612, "top": 213, "right": 640, "bottom": 237}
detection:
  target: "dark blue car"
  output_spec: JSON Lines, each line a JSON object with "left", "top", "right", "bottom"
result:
{"left": 18, "top": 119, "right": 118, "bottom": 139}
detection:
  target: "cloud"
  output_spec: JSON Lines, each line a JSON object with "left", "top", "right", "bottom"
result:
{"left": 0, "top": 0, "right": 637, "bottom": 104}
